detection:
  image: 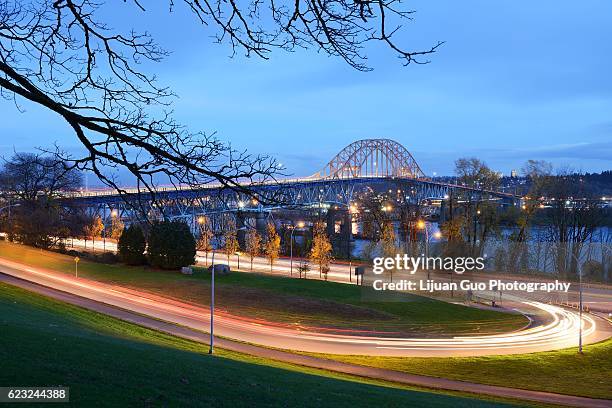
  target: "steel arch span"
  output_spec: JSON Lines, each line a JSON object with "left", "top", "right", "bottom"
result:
{"left": 313, "top": 139, "right": 426, "bottom": 180}
{"left": 61, "top": 138, "right": 519, "bottom": 234}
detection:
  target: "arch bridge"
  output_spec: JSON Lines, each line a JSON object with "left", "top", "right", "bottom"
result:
{"left": 312, "top": 139, "right": 426, "bottom": 179}
{"left": 66, "top": 139, "right": 517, "bottom": 233}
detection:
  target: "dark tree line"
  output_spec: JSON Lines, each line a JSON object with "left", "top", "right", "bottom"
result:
{"left": 442, "top": 158, "right": 610, "bottom": 280}
{"left": 0, "top": 152, "right": 84, "bottom": 247}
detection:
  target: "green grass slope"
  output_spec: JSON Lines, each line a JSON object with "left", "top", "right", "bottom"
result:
{"left": 0, "top": 283, "right": 520, "bottom": 407}
{"left": 0, "top": 242, "right": 526, "bottom": 336}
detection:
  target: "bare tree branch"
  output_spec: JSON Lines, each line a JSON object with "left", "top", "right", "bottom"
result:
{"left": 0, "top": 0, "right": 439, "bottom": 218}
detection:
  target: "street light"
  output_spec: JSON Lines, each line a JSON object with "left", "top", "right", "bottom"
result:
{"left": 290, "top": 221, "right": 305, "bottom": 276}
{"left": 568, "top": 251, "right": 584, "bottom": 354}
{"left": 417, "top": 220, "right": 430, "bottom": 280}
{"left": 209, "top": 234, "right": 218, "bottom": 355}
{"left": 417, "top": 221, "right": 443, "bottom": 281}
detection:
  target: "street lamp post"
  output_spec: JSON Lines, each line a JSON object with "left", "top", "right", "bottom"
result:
{"left": 579, "top": 260, "right": 583, "bottom": 354}
{"left": 209, "top": 236, "right": 216, "bottom": 355}
{"left": 417, "top": 220, "right": 436, "bottom": 281}
{"left": 569, "top": 250, "right": 584, "bottom": 354}
{"left": 418, "top": 220, "right": 447, "bottom": 296}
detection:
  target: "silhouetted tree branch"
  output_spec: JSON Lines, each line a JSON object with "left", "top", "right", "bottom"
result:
{"left": 0, "top": 0, "right": 440, "bottom": 216}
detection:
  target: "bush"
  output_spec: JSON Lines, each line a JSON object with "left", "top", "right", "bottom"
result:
{"left": 118, "top": 225, "right": 146, "bottom": 265}
{"left": 97, "top": 252, "right": 119, "bottom": 264}
{"left": 147, "top": 220, "right": 196, "bottom": 270}
{"left": 66, "top": 250, "right": 80, "bottom": 257}
{"left": 582, "top": 260, "right": 604, "bottom": 281}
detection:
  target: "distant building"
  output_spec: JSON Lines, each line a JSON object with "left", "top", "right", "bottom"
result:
{"left": 511, "top": 169, "right": 518, "bottom": 178}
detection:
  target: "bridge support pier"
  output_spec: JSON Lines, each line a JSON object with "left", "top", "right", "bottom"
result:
{"left": 236, "top": 211, "right": 247, "bottom": 248}
{"left": 255, "top": 211, "right": 268, "bottom": 238}
{"left": 325, "top": 208, "right": 352, "bottom": 258}
{"left": 439, "top": 199, "right": 447, "bottom": 223}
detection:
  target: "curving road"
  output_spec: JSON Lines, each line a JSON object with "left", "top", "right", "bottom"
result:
{"left": 64, "top": 238, "right": 612, "bottom": 315}
{"left": 1, "top": 257, "right": 610, "bottom": 357}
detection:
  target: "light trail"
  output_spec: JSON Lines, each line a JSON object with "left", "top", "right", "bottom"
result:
{"left": 0, "top": 257, "right": 609, "bottom": 357}
{"left": 64, "top": 237, "right": 612, "bottom": 316}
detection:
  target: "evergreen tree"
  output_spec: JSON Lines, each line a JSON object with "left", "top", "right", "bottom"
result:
{"left": 118, "top": 225, "right": 146, "bottom": 265}
{"left": 148, "top": 221, "right": 196, "bottom": 269}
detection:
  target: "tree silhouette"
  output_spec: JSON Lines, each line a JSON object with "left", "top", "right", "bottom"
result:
{"left": 0, "top": 1, "right": 440, "bottom": 216}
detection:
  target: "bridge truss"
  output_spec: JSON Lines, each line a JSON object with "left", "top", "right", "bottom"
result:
{"left": 312, "top": 139, "right": 426, "bottom": 179}
{"left": 66, "top": 139, "right": 517, "bottom": 234}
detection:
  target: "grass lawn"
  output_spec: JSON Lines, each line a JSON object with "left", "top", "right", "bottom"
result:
{"left": 0, "top": 241, "right": 526, "bottom": 337}
{"left": 303, "top": 339, "right": 612, "bottom": 399}
{"left": 0, "top": 282, "right": 528, "bottom": 407}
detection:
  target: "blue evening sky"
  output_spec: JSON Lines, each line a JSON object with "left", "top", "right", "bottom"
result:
{"left": 1, "top": 0, "right": 611, "bottom": 181}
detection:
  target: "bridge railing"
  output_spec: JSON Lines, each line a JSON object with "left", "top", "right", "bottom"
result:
{"left": 63, "top": 175, "right": 418, "bottom": 198}
{"left": 62, "top": 175, "right": 519, "bottom": 200}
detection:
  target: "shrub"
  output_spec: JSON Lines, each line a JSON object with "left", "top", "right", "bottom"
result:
{"left": 118, "top": 225, "right": 146, "bottom": 265}
{"left": 147, "top": 220, "right": 196, "bottom": 270}
{"left": 582, "top": 260, "right": 604, "bottom": 281}
{"left": 98, "top": 252, "right": 119, "bottom": 264}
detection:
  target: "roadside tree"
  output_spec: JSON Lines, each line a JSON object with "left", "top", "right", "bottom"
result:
{"left": 223, "top": 221, "right": 240, "bottom": 268}
{"left": 148, "top": 221, "right": 196, "bottom": 269}
{"left": 264, "top": 223, "right": 281, "bottom": 272}
{"left": 118, "top": 225, "right": 146, "bottom": 265}
{"left": 245, "top": 229, "right": 261, "bottom": 271}
{"left": 310, "top": 221, "right": 332, "bottom": 280}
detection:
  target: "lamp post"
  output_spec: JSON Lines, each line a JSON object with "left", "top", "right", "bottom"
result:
{"left": 290, "top": 221, "right": 305, "bottom": 277}
{"left": 417, "top": 219, "right": 428, "bottom": 257}
{"left": 417, "top": 220, "right": 440, "bottom": 281}
{"left": 209, "top": 234, "right": 217, "bottom": 355}
{"left": 569, "top": 250, "right": 584, "bottom": 354}
{"left": 349, "top": 203, "right": 358, "bottom": 283}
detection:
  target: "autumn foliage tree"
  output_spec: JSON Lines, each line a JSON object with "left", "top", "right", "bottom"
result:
{"left": 245, "top": 229, "right": 261, "bottom": 271}
{"left": 223, "top": 220, "right": 240, "bottom": 267}
{"left": 264, "top": 223, "right": 281, "bottom": 272}
{"left": 310, "top": 221, "right": 332, "bottom": 280}
{"left": 108, "top": 215, "right": 125, "bottom": 241}
{"left": 83, "top": 216, "right": 104, "bottom": 249}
